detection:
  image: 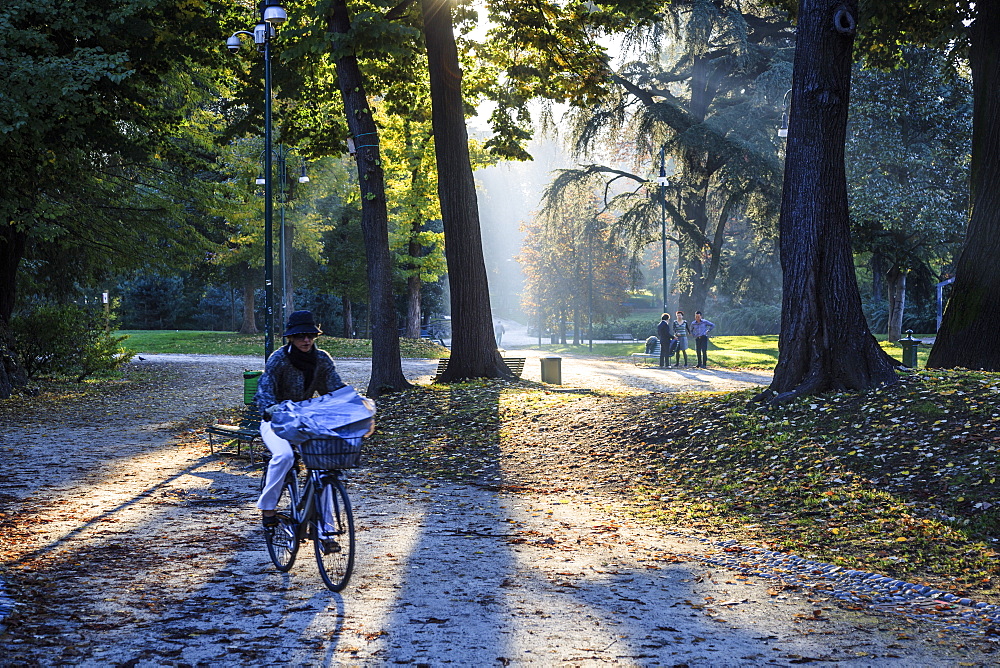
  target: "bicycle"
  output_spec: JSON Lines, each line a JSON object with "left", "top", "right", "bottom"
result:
{"left": 261, "top": 435, "right": 362, "bottom": 591}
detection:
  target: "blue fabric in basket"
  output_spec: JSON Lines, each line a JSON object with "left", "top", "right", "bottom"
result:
{"left": 270, "top": 385, "right": 375, "bottom": 445}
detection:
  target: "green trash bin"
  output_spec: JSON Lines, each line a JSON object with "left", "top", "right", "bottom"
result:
{"left": 243, "top": 370, "right": 263, "bottom": 404}
{"left": 899, "top": 331, "right": 922, "bottom": 369}
{"left": 540, "top": 357, "right": 562, "bottom": 385}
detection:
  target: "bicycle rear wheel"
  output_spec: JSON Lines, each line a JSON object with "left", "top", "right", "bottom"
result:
{"left": 263, "top": 470, "right": 300, "bottom": 571}
{"left": 313, "top": 477, "right": 355, "bottom": 591}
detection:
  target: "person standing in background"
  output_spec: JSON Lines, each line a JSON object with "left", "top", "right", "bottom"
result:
{"left": 672, "top": 311, "right": 689, "bottom": 367}
{"left": 689, "top": 311, "right": 715, "bottom": 368}
{"left": 656, "top": 313, "right": 673, "bottom": 368}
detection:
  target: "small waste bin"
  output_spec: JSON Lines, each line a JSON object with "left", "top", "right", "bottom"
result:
{"left": 540, "top": 357, "right": 562, "bottom": 384}
{"left": 243, "top": 370, "right": 263, "bottom": 404}
{"left": 899, "top": 330, "right": 922, "bottom": 369}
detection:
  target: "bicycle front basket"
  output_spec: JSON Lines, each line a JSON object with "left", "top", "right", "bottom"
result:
{"left": 299, "top": 436, "right": 364, "bottom": 470}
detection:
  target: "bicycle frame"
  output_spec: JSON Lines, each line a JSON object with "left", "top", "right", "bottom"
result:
{"left": 263, "top": 457, "right": 356, "bottom": 591}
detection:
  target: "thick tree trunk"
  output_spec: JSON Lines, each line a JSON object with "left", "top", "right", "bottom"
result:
{"left": 886, "top": 265, "right": 906, "bottom": 343}
{"left": 760, "top": 0, "right": 897, "bottom": 404}
{"left": 239, "top": 268, "right": 258, "bottom": 335}
{"left": 0, "top": 225, "right": 26, "bottom": 325}
{"left": 405, "top": 226, "right": 423, "bottom": 339}
{"left": 422, "top": 0, "right": 509, "bottom": 381}
{"left": 871, "top": 253, "right": 886, "bottom": 302}
{"left": 406, "top": 270, "right": 422, "bottom": 339}
{"left": 927, "top": 5, "right": 1000, "bottom": 371}
{"left": 342, "top": 296, "right": 353, "bottom": 339}
{"left": 328, "top": 0, "right": 412, "bottom": 397}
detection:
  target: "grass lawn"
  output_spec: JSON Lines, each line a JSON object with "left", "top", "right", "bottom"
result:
{"left": 517, "top": 334, "right": 934, "bottom": 370}
{"left": 117, "top": 330, "right": 448, "bottom": 359}
{"left": 119, "top": 329, "right": 934, "bottom": 370}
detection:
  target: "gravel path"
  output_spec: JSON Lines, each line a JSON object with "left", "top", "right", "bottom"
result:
{"left": 1, "top": 353, "right": 997, "bottom": 665}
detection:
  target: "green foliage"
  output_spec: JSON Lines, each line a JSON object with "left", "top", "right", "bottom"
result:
{"left": 711, "top": 304, "right": 781, "bottom": 335}
{"left": 118, "top": 330, "right": 447, "bottom": 359}
{"left": 1, "top": 0, "right": 232, "bottom": 320}
{"left": 544, "top": 2, "right": 792, "bottom": 313}
{"left": 847, "top": 48, "right": 970, "bottom": 285}
{"left": 11, "top": 304, "right": 130, "bottom": 381}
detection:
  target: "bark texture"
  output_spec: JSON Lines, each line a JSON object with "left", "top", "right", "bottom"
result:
{"left": 0, "top": 224, "right": 25, "bottom": 325}
{"left": 342, "top": 296, "right": 353, "bottom": 339}
{"left": 421, "top": 0, "right": 509, "bottom": 381}
{"left": 406, "top": 269, "right": 422, "bottom": 339}
{"left": 328, "top": 0, "right": 412, "bottom": 396}
{"left": 762, "top": 0, "right": 897, "bottom": 404}
{"left": 927, "top": 5, "right": 1000, "bottom": 371}
{"left": 886, "top": 265, "right": 905, "bottom": 343}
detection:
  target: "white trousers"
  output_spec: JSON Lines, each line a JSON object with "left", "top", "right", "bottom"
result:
{"left": 257, "top": 420, "right": 295, "bottom": 511}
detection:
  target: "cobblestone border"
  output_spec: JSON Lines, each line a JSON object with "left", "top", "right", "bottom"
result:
{"left": 662, "top": 530, "right": 1000, "bottom": 636}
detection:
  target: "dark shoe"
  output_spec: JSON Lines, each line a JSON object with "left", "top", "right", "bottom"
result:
{"left": 262, "top": 511, "right": 279, "bottom": 528}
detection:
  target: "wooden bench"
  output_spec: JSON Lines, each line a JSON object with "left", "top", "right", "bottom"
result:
{"left": 434, "top": 357, "right": 526, "bottom": 379}
{"left": 206, "top": 406, "right": 262, "bottom": 463}
{"left": 630, "top": 341, "right": 662, "bottom": 366}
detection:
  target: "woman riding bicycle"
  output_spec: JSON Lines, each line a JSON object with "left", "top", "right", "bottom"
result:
{"left": 256, "top": 310, "right": 344, "bottom": 527}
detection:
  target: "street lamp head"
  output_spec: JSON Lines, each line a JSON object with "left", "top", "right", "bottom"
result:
{"left": 777, "top": 88, "right": 792, "bottom": 139}
{"left": 226, "top": 34, "right": 242, "bottom": 53}
{"left": 298, "top": 163, "right": 310, "bottom": 183}
{"left": 778, "top": 111, "right": 789, "bottom": 138}
{"left": 261, "top": 0, "right": 287, "bottom": 25}
{"left": 253, "top": 22, "right": 273, "bottom": 44}
{"left": 255, "top": 174, "right": 266, "bottom": 186}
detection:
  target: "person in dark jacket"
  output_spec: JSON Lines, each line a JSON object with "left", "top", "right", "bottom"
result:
{"left": 656, "top": 313, "right": 673, "bottom": 368}
{"left": 255, "top": 310, "right": 344, "bottom": 526}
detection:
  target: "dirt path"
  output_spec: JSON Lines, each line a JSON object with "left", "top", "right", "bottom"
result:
{"left": 1, "top": 355, "right": 996, "bottom": 666}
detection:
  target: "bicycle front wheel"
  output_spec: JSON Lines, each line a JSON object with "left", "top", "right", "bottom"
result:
{"left": 313, "top": 477, "right": 355, "bottom": 591}
{"left": 264, "top": 470, "right": 301, "bottom": 572}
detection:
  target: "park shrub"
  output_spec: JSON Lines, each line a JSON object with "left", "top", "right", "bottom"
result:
{"left": 10, "top": 304, "right": 131, "bottom": 381}
{"left": 711, "top": 304, "right": 781, "bottom": 335}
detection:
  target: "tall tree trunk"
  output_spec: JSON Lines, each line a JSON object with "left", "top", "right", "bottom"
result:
{"left": 0, "top": 225, "right": 26, "bottom": 325}
{"left": 928, "top": 5, "right": 1000, "bottom": 371}
{"left": 422, "top": 0, "right": 509, "bottom": 381}
{"left": 886, "top": 265, "right": 906, "bottom": 343}
{"left": 871, "top": 252, "right": 886, "bottom": 302}
{"left": 239, "top": 267, "right": 258, "bottom": 335}
{"left": 406, "top": 270, "right": 422, "bottom": 339}
{"left": 758, "top": 0, "right": 897, "bottom": 405}
{"left": 328, "top": 0, "right": 412, "bottom": 397}
{"left": 405, "top": 222, "right": 423, "bottom": 338}
{"left": 342, "top": 296, "right": 353, "bottom": 338}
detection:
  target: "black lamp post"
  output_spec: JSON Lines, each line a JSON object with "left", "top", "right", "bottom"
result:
{"left": 226, "top": 0, "right": 288, "bottom": 359}
{"left": 657, "top": 146, "right": 670, "bottom": 313}
{"left": 261, "top": 145, "right": 309, "bottom": 325}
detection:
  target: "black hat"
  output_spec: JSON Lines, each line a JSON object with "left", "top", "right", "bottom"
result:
{"left": 283, "top": 310, "right": 322, "bottom": 337}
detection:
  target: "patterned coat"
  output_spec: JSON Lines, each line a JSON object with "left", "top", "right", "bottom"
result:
{"left": 254, "top": 345, "right": 344, "bottom": 414}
